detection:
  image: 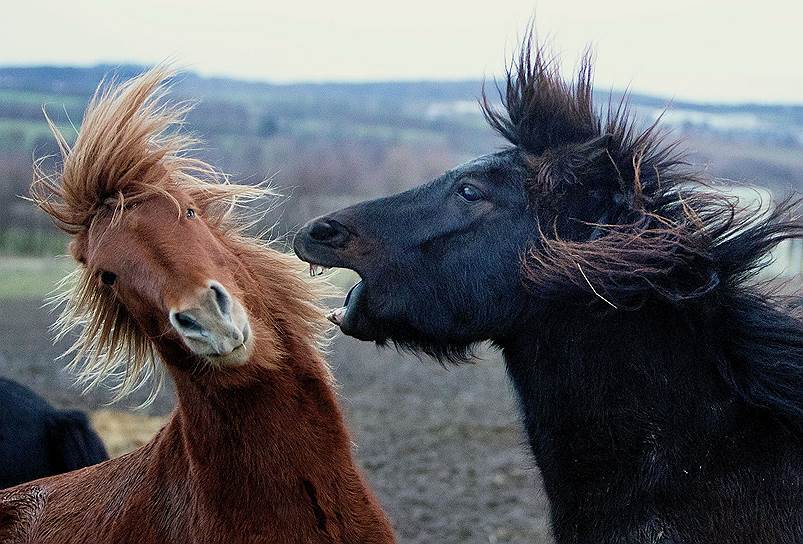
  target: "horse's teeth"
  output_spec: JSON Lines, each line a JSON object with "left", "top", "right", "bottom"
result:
{"left": 309, "top": 264, "right": 328, "bottom": 277}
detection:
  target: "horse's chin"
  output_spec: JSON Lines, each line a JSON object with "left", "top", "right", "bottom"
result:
{"left": 199, "top": 326, "right": 255, "bottom": 368}
{"left": 321, "top": 275, "right": 478, "bottom": 362}
{"left": 327, "top": 280, "right": 382, "bottom": 341}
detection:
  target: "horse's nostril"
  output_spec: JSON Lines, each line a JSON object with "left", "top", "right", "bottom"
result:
{"left": 308, "top": 221, "right": 339, "bottom": 242}
{"left": 209, "top": 282, "right": 231, "bottom": 316}
{"left": 170, "top": 284, "right": 247, "bottom": 357}
{"left": 306, "top": 219, "right": 350, "bottom": 247}
{"left": 172, "top": 311, "right": 204, "bottom": 334}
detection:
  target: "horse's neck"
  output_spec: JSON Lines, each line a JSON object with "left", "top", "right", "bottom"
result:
{"left": 161, "top": 347, "right": 361, "bottom": 520}
{"left": 501, "top": 303, "right": 745, "bottom": 538}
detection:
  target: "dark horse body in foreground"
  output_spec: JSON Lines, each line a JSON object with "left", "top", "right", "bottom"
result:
{"left": 0, "top": 378, "right": 107, "bottom": 489}
{"left": 296, "top": 38, "right": 803, "bottom": 543}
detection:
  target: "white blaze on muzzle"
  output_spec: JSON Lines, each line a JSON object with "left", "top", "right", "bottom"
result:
{"left": 169, "top": 280, "right": 253, "bottom": 366}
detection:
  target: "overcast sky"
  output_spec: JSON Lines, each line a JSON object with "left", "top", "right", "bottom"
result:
{"left": 3, "top": 0, "right": 802, "bottom": 104}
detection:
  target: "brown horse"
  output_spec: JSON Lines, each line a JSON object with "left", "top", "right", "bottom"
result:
{"left": 0, "top": 68, "right": 395, "bottom": 544}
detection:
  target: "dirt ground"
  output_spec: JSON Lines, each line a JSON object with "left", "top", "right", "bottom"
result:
{"left": 0, "top": 297, "right": 552, "bottom": 543}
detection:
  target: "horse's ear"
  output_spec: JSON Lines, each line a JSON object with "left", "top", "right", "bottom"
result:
{"left": 574, "top": 133, "right": 613, "bottom": 164}
{"left": 541, "top": 133, "right": 615, "bottom": 190}
{"left": 69, "top": 236, "right": 87, "bottom": 265}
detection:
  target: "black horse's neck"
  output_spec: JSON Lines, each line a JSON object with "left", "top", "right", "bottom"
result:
{"left": 500, "top": 300, "right": 803, "bottom": 544}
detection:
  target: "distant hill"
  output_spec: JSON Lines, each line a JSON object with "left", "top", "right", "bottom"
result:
{"left": 1, "top": 64, "right": 802, "bottom": 249}
{"left": 3, "top": 64, "right": 803, "bottom": 123}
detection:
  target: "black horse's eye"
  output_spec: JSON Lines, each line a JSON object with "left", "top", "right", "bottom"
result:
{"left": 186, "top": 208, "right": 196, "bottom": 219}
{"left": 457, "top": 184, "right": 483, "bottom": 202}
{"left": 100, "top": 271, "right": 117, "bottom": 286}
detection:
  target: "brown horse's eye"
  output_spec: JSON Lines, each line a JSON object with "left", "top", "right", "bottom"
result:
{"left": 100, "top": 271, "right": 117, "bottom": 286}
{"left": 186, "top": 208, "right": 196, "bottom": 219}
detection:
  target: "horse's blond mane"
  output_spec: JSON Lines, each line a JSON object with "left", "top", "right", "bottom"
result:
{"left": 31, "top": 66, "right": 329, "bottom": 404}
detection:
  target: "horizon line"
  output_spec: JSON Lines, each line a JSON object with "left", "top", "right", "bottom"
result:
{"left": 2, "top": 62, "right": 803, "bottom": 109}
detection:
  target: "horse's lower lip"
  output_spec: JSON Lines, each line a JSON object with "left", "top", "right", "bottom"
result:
{"left": 207, "top": 343, "right": 245, "bottom": 357}
{"left": 328, "top": 280, "right": 363, "bottom": 326}
{"left": 344, "top": 280, "right": 361, "bottom": 306}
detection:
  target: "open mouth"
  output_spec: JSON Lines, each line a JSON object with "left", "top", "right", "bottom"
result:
{"left": 327, "top": 280, "right": 364, "bottom": 326}
{"left": 307, "top": 262, "right": 364, "bottom": 327}
{"left": 294, "top": 226, "right": 369, "bottom": 333}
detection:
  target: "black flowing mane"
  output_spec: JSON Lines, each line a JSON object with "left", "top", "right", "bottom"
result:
{"left": 481, "top": 33, "right": 803, "bottom": 424}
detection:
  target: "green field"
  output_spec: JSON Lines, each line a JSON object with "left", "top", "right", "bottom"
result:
{"left": 0, "top": 256, "right": 74, "bottom": 300}
{"left": 0, "top": 118, "right": 75, "bottom": 151}
{"left": 0, "top": 86, "right": 80, "bottom": 151}
{"left": 0, "top": 227, "right": 68, "bottom": 257}
{"left": 0, "top": 89, "right": 83, "bottom": 108}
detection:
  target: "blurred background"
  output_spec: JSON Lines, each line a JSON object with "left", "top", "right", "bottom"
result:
{"left": 1, "top": 1, "right": 801, "bottom": 542}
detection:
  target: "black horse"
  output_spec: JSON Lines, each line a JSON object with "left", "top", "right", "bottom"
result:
{"left": 0, "top": 378, "right": 107, "bottom": 489}
{"left": 295, "top": 37, "right": 803, "bottom": 543}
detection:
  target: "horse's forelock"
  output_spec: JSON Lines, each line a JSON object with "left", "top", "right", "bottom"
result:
{"left": 31, "top": 66, "right": 272, "bottom": 235}
{"left": 30, "top": 66, "right": 282, "bottom": 404}
{"left": 479, "top": 31, "right": 799, "bottom": 306}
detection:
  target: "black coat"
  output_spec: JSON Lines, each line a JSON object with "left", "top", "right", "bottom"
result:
{"left": 0, "top": 378, "right": 108, "bottom": 489}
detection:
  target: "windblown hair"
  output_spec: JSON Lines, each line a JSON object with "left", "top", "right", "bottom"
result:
{"left": 30, "top": 67, "right": 328, "bottom": 403}
{"left": 481, "top": 32, "right": 802, "bottom": 307}
{"left": 483, "top": 32, "right": 803, "bottom": 421}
